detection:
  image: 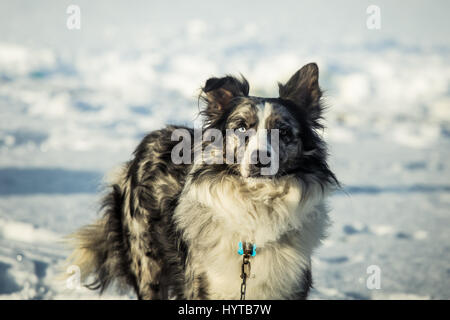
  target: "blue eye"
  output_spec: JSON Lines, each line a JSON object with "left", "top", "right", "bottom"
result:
{"left": 237, "top": 127, "right": 247, "bottom": 133}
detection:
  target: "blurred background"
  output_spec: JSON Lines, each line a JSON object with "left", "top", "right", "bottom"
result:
{"left": 0, "top": 0, "right": 449, "bottom": 299}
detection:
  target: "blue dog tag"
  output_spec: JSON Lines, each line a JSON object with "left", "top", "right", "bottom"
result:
{"left": 238, "top": 242, "right": 256, "bottom": 256}
{"left": 238, "top": 241, "right": 244, "bottom": 255}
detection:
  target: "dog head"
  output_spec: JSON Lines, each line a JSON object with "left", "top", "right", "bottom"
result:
{"left": 200, "top": 62, "right": 335, "bottom": 183}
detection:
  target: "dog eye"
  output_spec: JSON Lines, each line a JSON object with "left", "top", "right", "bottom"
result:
{"left": 237, "top": 127, "right": 247, "bottom": 133}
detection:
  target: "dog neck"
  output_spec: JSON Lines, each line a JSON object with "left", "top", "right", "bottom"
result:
{"left": 176, "top": 169, "right": 329, "bottom": 247}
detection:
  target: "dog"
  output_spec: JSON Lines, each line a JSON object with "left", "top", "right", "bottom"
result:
{"left": 67, "top": 62, "right": 338, "bottom": 300}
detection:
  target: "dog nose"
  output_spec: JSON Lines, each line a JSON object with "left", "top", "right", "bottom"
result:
{"left": 251, "top": 150, "right": 271, "bottom": 168}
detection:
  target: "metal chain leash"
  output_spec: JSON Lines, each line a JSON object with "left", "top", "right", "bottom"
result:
{"left": 240, "top": 273, "right": 247, "bottom": 300}
{"left": 240, "top": 252, "right": 251, "bottom": 300}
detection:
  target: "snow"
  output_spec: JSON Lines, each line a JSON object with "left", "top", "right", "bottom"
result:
{"left": 0, "top": 0, "right": 449, "bottom": 299}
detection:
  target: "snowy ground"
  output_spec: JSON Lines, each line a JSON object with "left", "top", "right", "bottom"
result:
{"left": 0, "top": 1, "right": 449, "bottom": 299}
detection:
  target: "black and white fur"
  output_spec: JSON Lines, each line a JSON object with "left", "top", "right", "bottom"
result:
{"left": 67, "top": 63, "right": 338, "bottom": 300}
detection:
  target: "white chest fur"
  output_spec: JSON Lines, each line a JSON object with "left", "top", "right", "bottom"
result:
{"left": 174, "top": 174, "right": 330, "bottom": 299}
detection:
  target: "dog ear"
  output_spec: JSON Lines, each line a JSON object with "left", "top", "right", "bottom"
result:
{"left": 202, "top": 75, "right": 249, "bottom": 113}
{"left": 278, "top": 63, "right": 322, "bottom": 109}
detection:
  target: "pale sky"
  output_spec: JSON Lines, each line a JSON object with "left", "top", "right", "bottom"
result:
{"left": 0, "top": 0, "right": 448, "bottom": 51}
